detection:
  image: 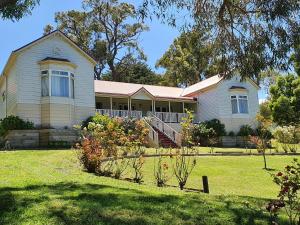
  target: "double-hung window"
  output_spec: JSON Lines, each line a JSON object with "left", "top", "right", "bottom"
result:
{"left": 41, "top": 70, "right": 75, "bottom": 98}
{"left": 231, "top": 95, "right": 249, "bottom": 114}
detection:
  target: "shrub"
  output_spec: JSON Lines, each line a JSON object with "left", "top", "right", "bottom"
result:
{"left": 131, "top": 154, "right": 145, "bottom": 184}
{"left": 77, "top": 115, "right": 127, "bottom": 174}
{"left": 228, "top": 131, "right": 235, "bottom": 137}
{"left": 238, "top": 125, "right": 254, "bottom": 136}
{"left": 113, "top": 158, "right": 130, "bottom": 179}
{"left": 154, "top": 151, "right": 171, "bottom": 187}
{"left": 0, "top": 116, "right": 34, "bottom": 136}
{"left": 204, "top": 119, "right": 226, "bottom": 136}
{"left": 273, "top": 126, "right": 299, "bottom": 144}
{"left": 173, "top": 148, "right": 197, "bottom": 190}
{"left": 77, "top": 115, "right": 149, "bottom": 180}
{"left": 267, "top": 159, "right": 300, "bottom": 225}
{"left": 192, "top": 123, "right": 217, "bottom": 146}
{"left": 180, "top": 111, "right": 195, "bottom": 147}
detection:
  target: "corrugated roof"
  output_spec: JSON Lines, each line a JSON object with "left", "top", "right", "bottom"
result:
{"left": 94, "top": 80, "right": 191, "bottom": 100}
{"left": 181, "top": 75, "right": 223, "bottom": 96}
{"left": 94, "top": 75, "right": 224, "bottom": 100}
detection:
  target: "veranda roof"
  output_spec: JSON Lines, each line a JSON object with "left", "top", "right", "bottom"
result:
{"left": 94, "top": 74, "right": 224, "bottom": 101}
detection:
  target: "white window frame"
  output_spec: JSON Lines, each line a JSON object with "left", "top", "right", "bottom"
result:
{"left": 41, "top": 69, "right": 75, "bottom": 98}
{"left": 231, "top": 94, "right": 249, "bottom": 114}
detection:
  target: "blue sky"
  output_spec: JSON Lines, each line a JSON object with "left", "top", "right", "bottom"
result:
{"left": 0, "top": 0, "right": 265, "bottom": 100}
{"left": 0, "top": 0, "right": 178, "bottom": 73}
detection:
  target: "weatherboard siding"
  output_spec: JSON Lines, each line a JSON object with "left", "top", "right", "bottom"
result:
{"left": 6, "top": 63, "right": 17, "bottom": 117}
{"left": 196, "top": 76, "right": 259, "bottom": 133}
{"left": 11, "top": 33, "right": 95, "bottom": 127}
{"left": 0, "top": 78, "right": 6, "bottom": 119}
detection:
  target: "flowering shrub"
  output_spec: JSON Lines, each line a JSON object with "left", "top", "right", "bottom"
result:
{"left": 192, "top": 118, "right": 225, "bottom": 147}
{"left": 131, "top": 154, "right": 145, "bottom": 184}
{"left": 173, "top": 147, "right": 197, "bottom": 190}
{"left": 154, "top": 151, "right": 171, "bottom": 187}
{"left": 267, "top": 159, "right": 300, "bottom": 225}
{"left": 174, "top": 113, "right": 197, "bottom": 190}
{"left": 192, "top": 123, "right": 216, "bottom": 146}
{"left": 77, "top": 114, "right": 149, "bottom": 181}
{"left": 273, "top": 126, "right": 299, "bottom": 144}
{"left": 204, "top": 119, "right": 226, "bottom": 136}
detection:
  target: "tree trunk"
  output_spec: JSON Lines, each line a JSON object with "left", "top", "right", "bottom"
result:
{"left": 263, "top": 152, "right": 267, "bottom": 169}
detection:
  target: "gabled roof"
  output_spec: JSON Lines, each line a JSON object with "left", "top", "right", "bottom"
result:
{"left": 182, "top": 75, "right": 224, "bottom": 96}
{"left": 12, "top": 30, "right": 96, "bottom": 64}
{"left": 95, "top": 74, "right": 260, "bottom": 100}
{"left": 1, "top": 30, "right": 96, "bottom": 77}
{"left": 94, "top": 80, "right": 194, "bottom": 101}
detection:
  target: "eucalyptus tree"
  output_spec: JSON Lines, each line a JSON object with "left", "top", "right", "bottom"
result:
{"left": 140, "top": 0, "right": 300, "bottom": 82}
{"left": 48, "top": 0, "right": 148, "bottom": 80}
{"left": 156, "top": 30, "right": 224, "bottom": 87}
{"left": 0, "top": 0, "right": 39, "bottom": 20}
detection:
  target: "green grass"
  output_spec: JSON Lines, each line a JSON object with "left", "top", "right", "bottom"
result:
{"left": 0, "top": 150, "right": 298, "bottom": 225}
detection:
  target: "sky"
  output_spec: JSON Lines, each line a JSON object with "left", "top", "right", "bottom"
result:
{"left": 0, "top": 0, "right": 265, "bottom": 100}
{"left": 0, "top": 0, "right": 179, "bottom": 73}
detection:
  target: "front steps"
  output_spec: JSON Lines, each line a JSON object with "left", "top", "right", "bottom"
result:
{"left": 153, "top": 127, "right": 178, "bottom": 148}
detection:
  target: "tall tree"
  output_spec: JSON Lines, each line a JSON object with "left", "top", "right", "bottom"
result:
{"left": 156, "top": 30, "right": 224, "bottom": 87}
{"left": 269, "top": 74, "right": 300, "bottom": 125}
{"left": 291, "top": 43, "right": 300, "bottom": 77}
{"left": 0, "top": 0, "right": 39, "bottom": 20}
{"left": 102, "top": 57, "right": 162, "bottom": 85}
{"left": 140, "top": 0, "right": 300, "bottom": 83}
{"left": 49, "top": 0, "right": 148, "bottom": 81}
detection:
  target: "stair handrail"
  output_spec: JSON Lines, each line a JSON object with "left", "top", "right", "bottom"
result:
{"left": 146, "top": 112, "right": 182, "bottom": 147}
{"left": 142, "top": 118, "right": 159, "bottom": 148}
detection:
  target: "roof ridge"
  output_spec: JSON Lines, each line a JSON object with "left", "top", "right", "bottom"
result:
{"left": 95, "top": 79, "right": 184, "bottom": 90}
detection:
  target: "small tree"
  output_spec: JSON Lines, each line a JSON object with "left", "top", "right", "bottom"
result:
{"left": 250, "top": 114, "right": 272, "bottom": 170}
{"left": 267, "top": 159, "right": 300, "bottom": 225}
{"left": 173, "top": 110, "right": 197, "bottom": 190}
{"left": 154, "top": 150, "right": 171, "bottom": 187}
{"left": 132, "top": 154, "right": 145, "bottom": 184}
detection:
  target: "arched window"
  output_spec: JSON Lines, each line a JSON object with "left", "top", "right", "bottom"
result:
{"left": 41, "top": 70, "right": 75, "bottom": 98}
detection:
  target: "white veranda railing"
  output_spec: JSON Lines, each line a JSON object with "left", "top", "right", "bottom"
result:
{"left": 152, "top": 112, "right": 189, "bottom": 123}
{"left": 147, "top": 112, "right": 182, "bottom": 147}
{"left": 143, "top": 118, "right": 159, "bottom": 148}
{"left": 96, "top": 109, "right": 142, "bottom": 119}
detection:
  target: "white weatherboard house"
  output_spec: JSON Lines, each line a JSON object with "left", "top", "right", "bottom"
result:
{"left": 0, "top": 31, "right": 259, "bottom": 147}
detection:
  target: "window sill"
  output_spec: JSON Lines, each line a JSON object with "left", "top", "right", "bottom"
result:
{"left": 41, "top": 96, "right": 75, "bottom": 105}
{"left": 231, "top": 113, "right": 250, "bottom": 118}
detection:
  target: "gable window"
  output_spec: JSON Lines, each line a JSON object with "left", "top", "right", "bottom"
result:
{"left": 41, "top": 70, "right": 74, "bottom": 98}
{"left": 231, "top": 95, "right": 249, "bottom": 114}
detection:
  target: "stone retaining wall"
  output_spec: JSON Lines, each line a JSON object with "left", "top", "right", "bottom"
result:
{"left": 39, "top": 129, "right": 79, "bottom": 147}
{"left": 220, "top": 136, "right": 255, "bottom": 148}
{"left": 4, "top": 130, "right": 40, "bottom": 148}
{"left": 3, "top": 129, "right": 79, "bottom": 149}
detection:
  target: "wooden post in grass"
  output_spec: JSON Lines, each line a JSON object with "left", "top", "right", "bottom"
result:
{"left": 202, "top": 176, "right": 209, "bottom": 194}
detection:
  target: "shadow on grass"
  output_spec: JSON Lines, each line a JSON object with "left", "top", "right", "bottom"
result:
{"left": 0, "top": 182, "right": 288, "bottom": 225}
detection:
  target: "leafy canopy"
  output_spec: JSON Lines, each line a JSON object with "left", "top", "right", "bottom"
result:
{"left": 141, "top": 0, "right": 300, "bottom": 82}
{"left": 0, "top": 0, "right": 39, "bottom": 20}
{"left": 102, "top": 57, "right": 162, "bottom": 85}
{"left": 156, "top": 30, "right": 224, "bottom": 87}
{"left": 269, "top": 74, "right": 300, "bottom": 126}
{"left": 48, "top": 0, "right": 148, "bottom": 81}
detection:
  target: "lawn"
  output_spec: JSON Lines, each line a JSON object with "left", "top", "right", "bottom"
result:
{"left": 0, "top": 149, "right": 298, "bottom": 225}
